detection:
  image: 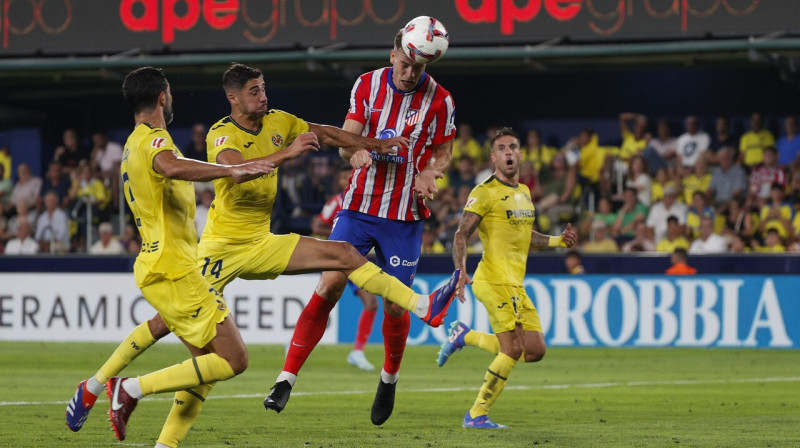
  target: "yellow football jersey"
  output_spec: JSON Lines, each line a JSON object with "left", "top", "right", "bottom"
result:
{"left": 464, "top": 176, "right": 535, "bottom": 286}
{"left": 121, "top": 124, "right": 198, "bottom": 287}
{"left": 203, "top": 110, "right": 309, "bottom": 242}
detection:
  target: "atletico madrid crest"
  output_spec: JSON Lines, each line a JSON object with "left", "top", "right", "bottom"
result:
{"left": 405, "top": 109, "right": 420, "bottom": 127}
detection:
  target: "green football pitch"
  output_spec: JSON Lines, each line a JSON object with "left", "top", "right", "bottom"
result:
{"left": 1, "top": 341, "right": 798, "bottom": 447}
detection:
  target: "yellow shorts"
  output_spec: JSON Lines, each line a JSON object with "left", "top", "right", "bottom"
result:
{"left": 197, "top": 233, "right": 301, "bottom": 292}
{"left": 471, "top": 281, "right": 542, "bottom": 334}
{"left": 140, "top": 270, "right": 230, "bottom": 348}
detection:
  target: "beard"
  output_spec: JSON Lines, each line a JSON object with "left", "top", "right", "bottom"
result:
{"left": 163, "top": 103, "right": 174, "bottom": 125}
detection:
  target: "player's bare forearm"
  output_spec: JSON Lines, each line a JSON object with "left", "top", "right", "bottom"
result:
{"left": 453, "top": 211, "right": 481, "bottom": 271}
{"left": 424, "top": 140, "right": 453, "bottom": 173}
{"left": 530, "top": 231, "right": 552, "bottom": 249}
{"left": 155, "top": 151, "right": 273, "bottom": 183}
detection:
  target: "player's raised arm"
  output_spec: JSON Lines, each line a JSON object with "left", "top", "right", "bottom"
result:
{"left": 153, "top": 150, "right": 274, "bottom": 184}
{"left": 415, "top": 139, "right": 453, "bottom": 201}
{"left": 308, "top": 122, "right": 409, "bottom": 156}
{"left": 452, "top": 210, "right": 481, "bottom": 302}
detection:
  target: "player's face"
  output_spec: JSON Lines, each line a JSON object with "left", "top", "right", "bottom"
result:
{"left": 491, "top": 135, "right": 522, "bottom": 180}
{"left": 236, "top": 76, "right": 268, "bottom": 117}
{"left": 390, "top": 49, "right": 426, "bottom": 92}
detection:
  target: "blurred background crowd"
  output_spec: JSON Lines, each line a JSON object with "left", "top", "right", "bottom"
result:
{"left": 2, "top": 110, "right": 799, "bottom": 257}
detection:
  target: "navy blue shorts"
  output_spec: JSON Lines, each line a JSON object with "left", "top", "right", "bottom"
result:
{"left": 331, "top": 210, "right": 423, "bottom": 287}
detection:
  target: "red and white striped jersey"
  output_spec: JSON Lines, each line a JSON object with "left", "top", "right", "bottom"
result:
{"left": 343, "top": 67, "right": 456, "bottom": 221}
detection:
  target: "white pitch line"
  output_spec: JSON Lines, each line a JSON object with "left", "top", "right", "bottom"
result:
{"left": 4, "top": 376, "right": 799, "bottom": 407}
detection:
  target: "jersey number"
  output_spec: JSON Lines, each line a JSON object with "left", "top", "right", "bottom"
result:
{"left": 122, "top": 171, "right": 135, "bottom": 203}
{"left": 202, "top": 257, "right": 223, "bottom": 279}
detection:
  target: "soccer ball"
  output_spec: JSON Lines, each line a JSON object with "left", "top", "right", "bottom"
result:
{"left": 400, "top": 16, "right": 449, "bottom": 64}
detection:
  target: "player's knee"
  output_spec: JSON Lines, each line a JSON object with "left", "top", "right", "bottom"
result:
{"left": 317, "top": 276, "right": 347, "bottom": 301}
{"left": 227, "top": 351, "right": 249, "bottom": 375}
{"left": 524, "top": 347, "right": 546, "bottom": 363}
{"left": 149, "top": 315, "right": 170, "bottom": 339}
{"left": 384, "top": 301, "right": 405, "bottom": 317}
{"left": 338, "top": 241, "right": 364, "bottom": 268}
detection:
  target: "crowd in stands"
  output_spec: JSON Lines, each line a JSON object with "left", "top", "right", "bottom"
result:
{"left": 2, "top": 111, "right": 800, "bottom": 257}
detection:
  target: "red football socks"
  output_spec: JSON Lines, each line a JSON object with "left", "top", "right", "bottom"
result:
{"left": 381, "top": 311, "right": 410, "bottom": 375}
{"left": 283, "top": 292, "right": 335, "bottom": 374}
{"left": 354, "top": 309, "right": 377, "bottom": 351}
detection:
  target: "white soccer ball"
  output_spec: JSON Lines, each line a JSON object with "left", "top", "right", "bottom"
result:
{"left": 400, "top": 16, "right": 449, "bottom": 64}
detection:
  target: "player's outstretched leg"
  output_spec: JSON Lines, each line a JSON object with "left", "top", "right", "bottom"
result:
{"left": 106, "top": 377, "right": 139, "bottom": 441}
{"left": 437, "top": 320, "right": 470, "bottom": 367}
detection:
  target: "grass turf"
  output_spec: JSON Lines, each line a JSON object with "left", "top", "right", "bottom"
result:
{"left": 1, "top": 341, "right": 798, "bottom": 447}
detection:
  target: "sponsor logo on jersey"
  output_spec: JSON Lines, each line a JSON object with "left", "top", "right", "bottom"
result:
{"left": 371, "top": 152, "right": 406, "bottom": 164}
{"left": 506, "top": 209, "right": 535, "bottom": 218}
{"left": 151, "top": 137, "right": 166, "bottom": 148}
{"left": 243, "top": 141, "right": 254, "bottom": 148}
{"left": 379, "top": 128, "right": 397, "bottom": 140}
{"left": 216, "top": 299, "right": 226, "bottom": 312}
{"left": 214, "top": 136, "right": 228, "bottom": 147}
{"left": 272, "top": 133, "right": 284, "bottom": 146}
{"left": 389, "top": 255, "right": 419, "bottom": 267}
{"left": 405, "top": 109, "right": 420, "bottom": 127}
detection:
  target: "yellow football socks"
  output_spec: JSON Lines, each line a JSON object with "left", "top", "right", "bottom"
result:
{"left": 348, "top": 262, "right": 418, "bottom": 312}
{"left": 464, "top": 330, "right": 500, "bottom": 355}
{"left": 469, "top": 352, "right": 517, "bottom": 418}
{"left": 156, "top": 382, "right": 215, "bottom": 448}
{"left": 138, "top": 353, "right": 234, "bottom": 396}
{"left": 95, "top": 321, "right": 157, "bottom": 384}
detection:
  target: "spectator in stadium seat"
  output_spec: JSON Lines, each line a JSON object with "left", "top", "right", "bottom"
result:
{"left": 564, "top": 249, "right": 585, "bottom": 274}
{"left": 0, "top": 164, "right": 11, "bottom": 209}
{"left": 685, "top": 191, "right": 714, "bottom": 239}
{"left": 646, "top": 184, "right": 687, "bottom": 243}
{"left": 708, "top": 147, "right": 748, "bottom": 214}
{"left": 625, "top": 154, "right": 652, "bottom": 207}
{"left": 449, "top": 155, "right": 477, "bottom": 192}
{"left": 581, "top": 219, "right": 619, "bottom": 253}
{"left": 6, "top": 163, "right": 42, "bottom": 214}
{"left": 689, "top": 216, "right": 727, "bottom": 255}
{"left": 580, "top": 195, "right": 616, "bottom": 238}
{"left": 749, "top": 146, "right": 786, "bottom": 204}
{"left": 35, "top": 190, "right": 70, "bottom": 253}
{"left": 536, "top": 153, "right": 578, "bottom": 231}
{"left": 708, "top": 116, "right": 738, "bottom": 164}
{"left": 523, "top": 129, "right": 557, "bottom": 173}
{"left": 518, "top": 160, "right": 538, "bottom": 197}
{"left": 656, "top": 215, "right": 690, "bottom": 253}
{"left": 567, "top": 128, "right": 612, "bottom": 199}
{"left": 3, "top": 198, "right": 38, "bottom": 243}
{"left": 612, "top": 186, "right": 647, "bottom": 244}
{"left": 722, "top": 196, "right": 757, "bottom": 240}
{"left": 642, "top": 118, "right": 676, "bottom": 177}
{"left": 621, "top": 220, "right": 656, "bottom": 252}
{"left": 675, "top": 115, "right": 710, "bottom": 173}
{"left": 4, "top": 218, "right": 38, "bottom": 255}
{"left": 665, "top": 248, "right": 696, "bottom": 275}
{"left": 681, "top": 158, "right": 712, "bottom": 205}
{"left": 758, "top": 183, "right": 793, "bottom": 242}
{"left": 89, "top": 222, "right": 125, "bottom": 255}
{"left": 618, "top": 112, "right": 650, "bottom": 162}
{"left": 91, "top": 130, "right": 123, "bottom": 179}
{"left": 41, "top": 161, "right": 71, "bottom": 208}
{"left": 181, "top": 122, "right": 209, "bottom": 161}
{"left": 776, "top": 115, "right": 800, "bottom": 168}
{"left": 728, "top": 233, "right": 751, "bottom": 253}
{"left": 420, "top": 221, "right": 446, "bottom": 254}
{"left": 739, "top": 112, "right": 775, "bottom": 170}
{"left": 452, "top": 123, "right": 483, "bottom": 168}
{"left": 53, "top": 128, "right": 90, "bottom": 176}
{"left": 0, "top": 145, "right": 10, "bottom": 180}
{"left": 752, "top": 228, "right": 786, "bottom": 252}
